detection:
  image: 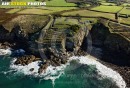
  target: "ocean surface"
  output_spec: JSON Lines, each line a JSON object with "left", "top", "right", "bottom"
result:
{"left": 0, "top": 49, "right": 126, "bottom": 88}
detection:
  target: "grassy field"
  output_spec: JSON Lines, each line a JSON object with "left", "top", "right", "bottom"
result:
{"left": 11, "top": 0, "right": 36, "bottom": 1}
{"left": 3, "top": 15, "right": 49, "bottom": 33}
{"left": 91, "top": 5, "right": 123, "bottom": 13}
{"left": 61, "top": 9, "right": 130, "bottom": 25}
{"left": 12, "top": 7, "right": 77, "bottom": 15}
{"left": 6, "top": 9, "right": 21, "bottom": 13}
{"left": 122, "top": 3, "right": 130, "bottom": 6}
{"left": 119, "top": 17, "right": 130, "bottom": 25}
{"left": 62, "top": 10, "right": 115, "bottom": 19}
{"left": 46, "top": 0, "right": 76, "bottom": 6}
{"left": 100, "top": 2, "right": 116, "bottom": 6}
{"left": 55, "top": 17, "right": 79, "bottom": 25}
{"left": 53, "top": 17, "right": 94, "bottom": 30}
{"left": 0, "top": 9, "right": 19, "bottom": 24}
{"left": 13, "top": 9, "right": 52, "bottom": 14}
{"left": 119, "top": 7, "right": 130, "bottom": 15}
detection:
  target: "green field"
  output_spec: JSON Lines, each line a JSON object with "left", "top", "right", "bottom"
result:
{"left": 91, "top": 6, "right": 123, "bottom": 13}
{"left": 9, "top": 7, "right": 77, "bottom": 15}
{"left": 100, "top": 2, "right": 116, "bottom": 6}
{"left": 122, "top": 3, "right": 130, "bottom": 6}
{"left": 6, "top": 9, "right": 21, "bottom": 13}
{"left": 11, "top": 0, "right": 36, "bottom": 1}
{"left": 3, "top": 15, "right": 49, "bottom": 33}
{"left": 62, "top": 10, "right": 115, "bottom": 19}
{"left": 119, "top": 7, "right": 130, "bottom": 15}
{"left": 46, "top": 0, "right": 76, "bottom": 6}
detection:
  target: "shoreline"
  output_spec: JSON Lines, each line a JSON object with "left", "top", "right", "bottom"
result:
{"left": 10, "top": 53, "right": 127, "bottom": 88}
{"left": 98, "top": 59, "right": 130, "bottom": 88}
{"left": 0, "top": 47, "right": 129, "bottom": 88}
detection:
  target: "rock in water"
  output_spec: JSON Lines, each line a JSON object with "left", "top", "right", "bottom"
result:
{"left": 14, "top": 55, "right": 40, "bottom": 65}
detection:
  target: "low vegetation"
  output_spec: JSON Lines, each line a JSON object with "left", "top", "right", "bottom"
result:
{"left": 7, "top": 7, "right": 77, "bottom": 14}
{"left": 119, "top": 7, "right": 130, "bottom": 15}
{"left": 62, "top": 10, "right": 115, "bottom": 19}
{"left": 91, "top": 5, "right": 123, "bottom": 13}
{"left": 3, "top": 15, "right": 49, "bottom": 33}
{"left": 46, "top": 0, "right": 76, "bottom": 6}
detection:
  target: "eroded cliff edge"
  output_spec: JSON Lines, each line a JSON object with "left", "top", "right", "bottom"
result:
{"left": 88, "top": 23, "right": 130, "bottom": 66}
{"left": 82, "top": 23, "right": 130, "bottom": 87}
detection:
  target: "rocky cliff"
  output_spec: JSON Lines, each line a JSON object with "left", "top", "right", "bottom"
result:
{"left": 0, "top": 25, "right": 28, "bottom": 42}
{"left": 89, "top": 23, "right": 130, "bottom": 66}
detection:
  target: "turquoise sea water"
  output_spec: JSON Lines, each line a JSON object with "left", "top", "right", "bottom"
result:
{"left": 0, "top": 56, "right": 119, "bottom": 88}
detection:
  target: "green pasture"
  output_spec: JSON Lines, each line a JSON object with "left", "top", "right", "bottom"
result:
{"left": 54, "top": 17, "right": 78, "bottom": 29}
{"left": 122, "top": 3, "right": 130, "bottom": 7}
{"left": 91, "top": 5, "right": 123, "bottom": 13}
{"left": 119, "top": 7, "right": 130, "bottom": 15}
{"left": 62, "top": 10, "right": 115, "bottom": 19}
{"left": 7, "top": 7, "right": 77, "bottom": 14}
{"left": 46, "top": 0, "right": 76, "bottom": 6}
{"left": 6, "top": 9, "right": 21, "bottom": 13}
{"left": 11, "top": 0, "right": 36, "bottom": 1}
{"left": 100, "top": 2, "right": 116, "bottom": 6}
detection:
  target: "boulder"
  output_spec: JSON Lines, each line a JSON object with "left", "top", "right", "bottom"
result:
{"left": 38, "top": 61, "right": 50, "bottom": 74}
{"left": 30, "top": 68, "right": 34, "bottom": 72}
{"left": 14, "top": 55, "right": 40, "bottom": 65}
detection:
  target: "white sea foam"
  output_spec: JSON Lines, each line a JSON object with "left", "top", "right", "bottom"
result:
{"left": 10, "top": 58, "right": 41, "bottom": 76}
{"left": 0, "top": 48, "right": 12, "bottom": 55}
{"left": 10, "top": 55, "right": 126, "bottom": 88}
{"left": 10, "top": 58, "right": 68, "bottom": 87}
{"left": 69, "top": 56, "right": 126, "bottom": 88}
{"left": 41, "top": 65, "right": 67, "bottom": 87}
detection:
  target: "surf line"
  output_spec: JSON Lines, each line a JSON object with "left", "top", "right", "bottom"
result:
{"left": 10, "top": 55, "right": 126, "bottom": 88}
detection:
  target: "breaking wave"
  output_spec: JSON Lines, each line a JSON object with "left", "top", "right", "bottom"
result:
{"left": 10, "top": 55, "right": 126, "bottom": 88}
{"left": 0, "top": 48, "right": 12, "bottom": 56}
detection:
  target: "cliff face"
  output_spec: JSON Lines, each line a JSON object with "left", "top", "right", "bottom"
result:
{"left": 0, "top": 24, "right": 30, "bottom": 53}
{"left": 0, "top": 25, "right": 10, "bottom": 42}
{"left": 66, "top": 28, "right": 86, "bottom": 53}
{"left": 74, "top": 29, "right": 86, "bottom": 52}
{"left": 0, "top": 25, "right": 27, "bottom": 42}
{"left": 89, "top": 23, "right": 130, "bottom": 66}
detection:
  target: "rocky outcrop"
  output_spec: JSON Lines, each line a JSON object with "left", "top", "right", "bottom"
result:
{"left": 104, "top": 34, "right": 130, "bottom": 55}
{"left": 0, "top": 25, "right": 10, "bottom": 42}
{"left": 0, "top": 42, "right": 14, "bottom": 49}
{"left": 14, "top": 55, "right": 40, "bottom": 66}
{"left": 65, "top": 26, "right": 86, "bottom": 53}
{"left": 0, "top": 25, "right": 28, "bottom": 42}
{"left": 89, "top": 23, "right": 130, "bottom": 66}
{"left": 38, "top": 60, "right": 50, "bottom": 74}
{"left": 0, "top": 20, "right": 87, "bottom": 74}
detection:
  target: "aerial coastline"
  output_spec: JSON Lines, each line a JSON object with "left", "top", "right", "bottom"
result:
{"left": 0, "top": 0, "right": 130, "bottom": 88}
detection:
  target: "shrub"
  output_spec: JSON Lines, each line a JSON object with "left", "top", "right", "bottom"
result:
{"left": 70, "top": 24, "right": 80, "bottom": 33}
